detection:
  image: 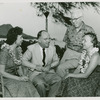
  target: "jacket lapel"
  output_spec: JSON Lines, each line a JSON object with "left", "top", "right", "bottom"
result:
{"left": 45, "top": 46, "right": 52, "bottom": 65}
{"left": 34, "top": 43, "right": 43, "bottom": 65}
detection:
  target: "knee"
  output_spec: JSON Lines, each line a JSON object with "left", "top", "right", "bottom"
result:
{"left": 56, "top": 64, "right": 67, "bottom": 78}
{"left": 57, "top": 65, "right": 62, "bottom": 71}
{"left": 57, "top": 64, "right": 64, "bottom": 73}
{"left": 55, "top": 77, "right": 62, "bottom": 84}
{"left": 55, "top": 75, "right": 62, "bottom": 82}
{"left": 35, "top": 82, "right": 45, "bottom": 88}
{"left": 51, "top": 75, "right": 62, "bottom": 85}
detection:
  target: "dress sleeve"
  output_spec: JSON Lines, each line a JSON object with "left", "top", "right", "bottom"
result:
{"left": 0, "top": 48, "right": 8, "bottom": 65}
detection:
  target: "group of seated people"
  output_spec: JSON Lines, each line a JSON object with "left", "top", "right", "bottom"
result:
{"left": 0, "top": 26, "right": 100, "bottom": 97}
{"left": 0, "top": 7, "right": 100, "bottom": 97}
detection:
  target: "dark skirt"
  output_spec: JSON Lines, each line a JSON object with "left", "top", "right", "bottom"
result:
{"left": 57, "top": 66, "right": 100, "bottom": 97}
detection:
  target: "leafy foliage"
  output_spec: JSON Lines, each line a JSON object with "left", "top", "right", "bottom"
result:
{"left": 31, "top": 2, "right": 100, "bottom": 26}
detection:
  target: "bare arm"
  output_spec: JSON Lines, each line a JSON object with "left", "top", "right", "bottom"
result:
{"left": 0, "top": 65, "right": 29, "bottom": 81}
{"left": 0, "top": 48, "right": 28, "bottom": 81}
{"left": 0, "top": 65, "right": 19, "bottom": 80}
{"left": 65, "top": 53, "right": 99, "bottom": 79}
{"left": 73, "top": 65, "right": 81, "bottom": 74}
{"left": 17, "top": 66, "right": 24, "bottom": 76}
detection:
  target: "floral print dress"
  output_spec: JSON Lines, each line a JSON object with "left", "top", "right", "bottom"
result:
{"left": 0, "top": 47, "right": 40, "bottom": 97}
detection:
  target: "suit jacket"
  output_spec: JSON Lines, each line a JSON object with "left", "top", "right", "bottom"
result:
{"left": 22, "top": 43, "right": 59, "bottom": 80}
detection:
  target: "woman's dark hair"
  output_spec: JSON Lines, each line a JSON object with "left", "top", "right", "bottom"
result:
{"left": 6, "top": 26, "right": 23, "bottom": 45}
{"left": 84, "top": 32, "right": 100, "bottom": 54}
{"left": 84, "top": 32, "right": 98, "bottom": 47}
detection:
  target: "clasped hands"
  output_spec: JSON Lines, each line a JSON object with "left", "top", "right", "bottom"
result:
{"left": 62, "top": 71, "right": 69, "bottom": 81}
{"left": 34, "top": 65, "right": 54, "bottom": 74}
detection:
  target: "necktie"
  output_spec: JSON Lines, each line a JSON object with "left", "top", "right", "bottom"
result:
{"left": 42, "top": 48, "right": 46, "bottom": 67}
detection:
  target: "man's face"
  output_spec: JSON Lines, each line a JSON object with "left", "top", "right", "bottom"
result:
{"left": 39, "top": 32, "right": 50, "bottom": 48}
{"left": 69, "top": 9, "right": 83, "bottom": 28}
{"left": 70, "top": 15, "right": 83, "bottom": 28}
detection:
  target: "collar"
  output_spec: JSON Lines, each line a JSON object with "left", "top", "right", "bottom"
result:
{"left": 38, "top": 44, "right": 48, "bottom": 52}
{"left": 71, "top": 21, "right": 86, "bottom": 32}
{"left": 79, "top": 21, "right": 86, "bottom": 31}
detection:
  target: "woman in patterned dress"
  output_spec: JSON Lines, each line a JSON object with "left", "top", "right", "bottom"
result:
{"left": 0, "top": 27, "right": 40, "bottom": 97}
{"left": 56, "top": 32, "right": 100, "bottom": 97}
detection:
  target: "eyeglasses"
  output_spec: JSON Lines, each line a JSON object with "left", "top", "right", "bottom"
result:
{"left": 41, "top": 38, "right": 51, "bottom": 41}
{"left": 70, "top": 16, "right": 82, "bottom": 21}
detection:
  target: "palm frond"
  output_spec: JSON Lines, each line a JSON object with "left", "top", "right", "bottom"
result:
{"left": 31, "top": 2, "right": 100, "bottom": 26}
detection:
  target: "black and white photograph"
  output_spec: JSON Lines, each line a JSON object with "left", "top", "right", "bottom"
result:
{"left": 0, "top": 0, "right": 100, "bottom": 99}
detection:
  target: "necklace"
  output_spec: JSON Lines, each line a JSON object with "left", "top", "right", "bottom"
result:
{"left": 1, "top": 43, "right": 22, "bottom": 65}
{"left": 9, "top": 47, "right": 22, "bottom": 65}
{"left": 79, "top": 47, "right": 99, "bottom": 73}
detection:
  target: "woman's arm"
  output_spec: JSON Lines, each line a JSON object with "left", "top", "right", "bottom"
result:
{"left": 0, "top": 64, "right": 28, "bottom": 81}
{"left": 17, "top": 66, "right": 24, "bottom": 76}
{"left": 0, "top": 64, "right": 20, "bottom": 80}
{"left": 0, "top": 48, "right": 28, "bottom": 81}
{"left": 73, "top": 65, "right": 81, "bottom": 74}
{"left": 65, "top": 53, "right": 99, "bottom": 79}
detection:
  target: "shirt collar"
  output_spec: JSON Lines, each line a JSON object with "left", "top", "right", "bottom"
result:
{"left": 38, "top": 44, "right": 47, "bottom": 51}
{"left": 72, "top": 21, "right": 86, "bottom": 32}
{"left": 80, "top": 21, "right": 86, "bottom": 30}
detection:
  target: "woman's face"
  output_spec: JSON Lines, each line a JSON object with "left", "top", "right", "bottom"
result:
{"left": 15, "top": 35, "right": 23, "bottom": 46}
{"left": 82, "top": 35, "right": 93, "bottom": 49}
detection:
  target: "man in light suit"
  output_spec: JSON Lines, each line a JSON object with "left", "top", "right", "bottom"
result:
{"left": 22, "top": 30, "right": 61, "bottom": 97}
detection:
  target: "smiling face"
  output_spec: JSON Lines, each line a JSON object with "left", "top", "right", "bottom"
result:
{"left": 71, "top": 16, "right": 83, "bottom": 28}
{"left": 82, "top": 35, "right": 93, "bottom": 50}
{"left": 70, "top": 8, "right": 83, "bottom": 28}
{"left": 38, "top": 31, "right": 50, "bottom": 48}
{"left": 15, "top": 35, "right": 23, "bottom": 46}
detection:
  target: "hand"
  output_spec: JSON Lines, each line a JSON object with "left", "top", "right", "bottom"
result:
{"left": 64, "top": 74, "right": 69, "bottom": 80}
{"left": 17, "top": 66, "right": 24, "bottom": 76}
{"left": 19, "top": 76, "right": 29, "bottom": 82}
{"left": 62, "top": 69, "right": 69, "bottom": 80}
{"left": 42, "top": 67, "right": 49, "bottom": 72}
{"left": 35, "top": 65, "right": 42, "bottom": 72}
{"left": 42, "top": 65, "right": 51, "bottom": 73}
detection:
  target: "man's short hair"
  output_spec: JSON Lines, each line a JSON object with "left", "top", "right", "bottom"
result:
{"left": 70, "top": 8, "right": 83, "bottom": 18}
{"left": 37, "top": 30, "right": 48, "bottom": 39}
